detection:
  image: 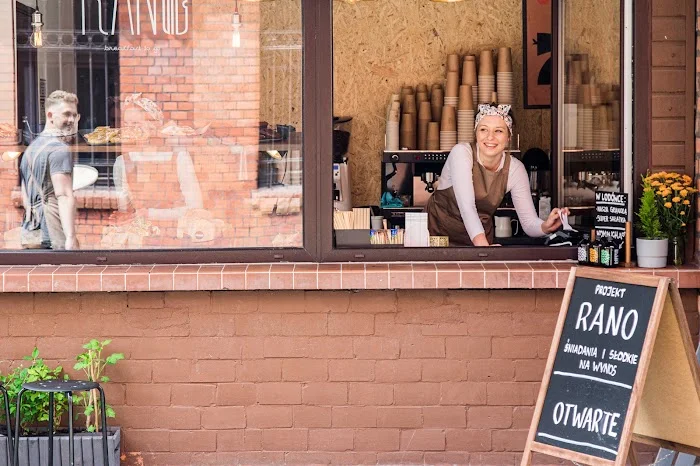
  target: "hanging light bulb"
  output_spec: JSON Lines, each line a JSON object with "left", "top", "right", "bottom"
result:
{"left": 30, "top": 1, "right": 44, "bottom": 48}
{"left": 232, "top": 0, "right": 241, "bottom": 48}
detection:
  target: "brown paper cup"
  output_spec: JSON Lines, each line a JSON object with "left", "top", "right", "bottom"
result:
{"left": 447, "top": 53, "right": 460, "bottom": 73}
{"left": 400, "top": 113, "right": 416, "bottom": 150}
{"left": 497, "top": 47, "right": 512, "bottom": 72}
{"left": 402, "top": 93, "right": 417, "bottom": 114}
{"left": 419, "top": 101, "right": 432, "bottom": 121}
{"left": 446, "top": 71, "right": 460, "bottom": 97}
{"left": 479, "top": 50, "right": 494, "bottom": 75}
{"left": 427, "top": 122, "right": 440, "bottom": 150}
{"left": 458, "top": 85, "right": 474, "bottom": 110}
{"left": 441, "top": 105, "right": 456, "bottom": 132}
{"left": 431, "top": 88, "right": 444, "bottom": 123}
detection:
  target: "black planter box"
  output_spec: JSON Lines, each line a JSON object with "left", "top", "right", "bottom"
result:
{"left": 0, "top": 427, "right": 120, "bottom": 466}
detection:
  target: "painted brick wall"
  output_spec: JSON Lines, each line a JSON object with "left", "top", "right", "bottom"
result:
{"left": 0, "top": 289, "right": 696, "bottom": 465}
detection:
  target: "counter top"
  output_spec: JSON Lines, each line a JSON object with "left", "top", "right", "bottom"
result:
{"left": 0, "top": 261, "right": 697, "bottom": 293}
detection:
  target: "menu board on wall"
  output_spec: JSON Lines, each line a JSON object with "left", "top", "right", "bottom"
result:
{"left": 521, "top": 268, "right": 700, "bottom": 466}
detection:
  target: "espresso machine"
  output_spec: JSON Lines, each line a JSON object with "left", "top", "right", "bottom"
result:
{"left": 333, "top": 116, "right": 353, "bottom": 211}
{"left": 380, "top": 150, "right": 449, "bottom": 227}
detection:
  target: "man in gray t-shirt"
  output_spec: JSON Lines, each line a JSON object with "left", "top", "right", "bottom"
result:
{"left": 20, "top": 90, "right": 80, "bottom": 250}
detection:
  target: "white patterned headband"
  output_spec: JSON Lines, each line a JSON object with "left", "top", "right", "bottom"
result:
{"left": 475, "top": 104, "right": 513, "bottom": 135}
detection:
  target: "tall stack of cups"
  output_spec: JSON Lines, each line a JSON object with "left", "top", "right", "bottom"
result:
{"left": 496, "top": 47, "right": 513, "bottom": 105}
{"left": 418, "top": 101, "right": 432, "bottom": 150}
{"left": 400, "top": 88, "right": 417, "bottom": 150}
{"left": 427, "top": 122, "right": 440, "bottom": 150}
{"left": 458, "top": 85, "right": 475, "bottom": 144}
{"left": 440, "top": 105, "right": 457, "bottom": 151}
{"left": 462, "top": 55, "right": 478, "bottom": 106}
{"left": 431, "top": 84, "right": 444, "bottom": 123}
{"left": 478, "top": 50, "right": 495, "bottom": 104}
{"left": 577, "top": 85, "right": 593, "bottom": 150}
{"left": 385, "top": 94, "right": 400, "bottom": 150}
{"left": 445, "top": 54, "right": 460, "bottom": 108}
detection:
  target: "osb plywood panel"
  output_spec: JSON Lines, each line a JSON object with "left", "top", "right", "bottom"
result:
{"left": 260, "top": 0, "right": 303, "bottom": 130}
{"left": 564, "top": 0, "right": 621, "bottom": 84}
{"left": 332, "top": 0, "right": 551, "bottom": 206}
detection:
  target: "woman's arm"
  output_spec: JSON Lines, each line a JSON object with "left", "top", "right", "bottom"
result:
{"left": 448, "top": 144, "right": 489, "bottom": 244}
{"left": 508, "top": 159, "right": 545, "bottom": 237}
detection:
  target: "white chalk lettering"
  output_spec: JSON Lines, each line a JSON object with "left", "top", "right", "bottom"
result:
{"left": 575, "top": 302, "right": 638, "bottom": 340}
{"left": 552, "top": 402, "right": 621, "bottom": 438}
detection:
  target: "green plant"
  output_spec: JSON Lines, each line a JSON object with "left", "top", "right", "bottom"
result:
{"left": 0, "top": 347, "right": 67, "bottom": 435}
{"left": 73, "top": 339, "right": 124, "bottom": 432}
{"left": 636, "top": 180, "right": 664, "bottom": 239}
{"left": 639, "top": 171, "right": 698, "bottom": 238}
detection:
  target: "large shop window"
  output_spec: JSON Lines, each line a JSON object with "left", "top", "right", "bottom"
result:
{"left": 1, "top": 0, "right": 313, "bottom": 262}
{"left": 323, "top": 0, "right": 630, "bottom": 261}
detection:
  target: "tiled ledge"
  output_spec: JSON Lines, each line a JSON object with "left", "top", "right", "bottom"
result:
{"left": 0, "top": 261, "right": 698, "bottom": 292}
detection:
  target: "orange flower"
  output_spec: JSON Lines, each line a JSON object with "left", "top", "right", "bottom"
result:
{"left": 681, "top": 189, "right": 688, "bottom": 197}
{"left": 664, "top": 202, "right": 672, "bottom": 208}
{"left": 672, "top": 197, "right": 681, "bottom": 203}
{"left": 651, "top": 180, "right": 661, "bottom": 187}
{"left": 683, "top": 200, "right": 690, "bottom": 205}
{"left": 680, "top": 211, "right": 686, "bottom": 215}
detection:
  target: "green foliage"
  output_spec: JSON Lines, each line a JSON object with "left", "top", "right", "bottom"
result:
{"left": 0, "top": 348, "right": 67, "bottom": 436}
{"left": 636, "top": 179, "right": 664, "bottom": 239}
{"left": 73, "top": 339, "right": 124, "bottom": 432}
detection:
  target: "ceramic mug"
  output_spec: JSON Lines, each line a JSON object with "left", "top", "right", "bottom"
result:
{"left": 494, "top": 216, "right": 519, "bottom": 238}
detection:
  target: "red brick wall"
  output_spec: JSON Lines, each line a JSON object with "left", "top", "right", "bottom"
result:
{"left": 0, "top": 289, "right": 696, "bottom": 465}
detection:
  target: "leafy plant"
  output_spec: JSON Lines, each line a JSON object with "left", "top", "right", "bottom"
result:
{"left": 636, "top": 180, "right": 664, "bottom": 239}
{"left": 0, "top": 347, "right": 67, "bottom": 436}
{"left": 73, "top": 339, "right": 124, "bottom": 432}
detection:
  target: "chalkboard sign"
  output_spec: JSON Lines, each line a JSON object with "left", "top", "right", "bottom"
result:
{"left": 595, "top": 192, "right": 628, "bottom": 245}
{"left": 535, "top": 277, "right": 656, "bottom": 460}
{"left": 522, "top": 268, "right": 700, "bottom": 466}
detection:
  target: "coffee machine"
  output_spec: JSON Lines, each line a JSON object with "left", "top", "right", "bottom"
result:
{"left": 380, "top": 150, "right": 449, "bottom": 227}
{"left": 333, "top": 116, "right": 353, "bottom": 211}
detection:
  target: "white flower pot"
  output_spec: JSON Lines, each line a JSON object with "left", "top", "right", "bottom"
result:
{"left": 636, "top": 238, "right": 668, "bottom": 268}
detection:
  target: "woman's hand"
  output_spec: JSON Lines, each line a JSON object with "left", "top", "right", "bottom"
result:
{"left": 541, "top": 207, "right": 571, "bottom": 234}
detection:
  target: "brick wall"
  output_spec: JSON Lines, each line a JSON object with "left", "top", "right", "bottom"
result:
{"left": 0, "top": 289, "right": 696, "bottom": 465}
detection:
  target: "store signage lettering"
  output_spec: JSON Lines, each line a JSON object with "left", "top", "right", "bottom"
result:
{"left": 81, "top": 0, "right": 190, "bottom": 36}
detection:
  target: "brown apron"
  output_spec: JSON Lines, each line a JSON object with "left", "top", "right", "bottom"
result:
{"left": 426, "top": 154, "right": 511, "bottom": 246}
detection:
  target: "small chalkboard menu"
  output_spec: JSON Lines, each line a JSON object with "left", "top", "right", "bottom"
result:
{"left": 522, "top": 268, "right": 700, "bottom": 466}
{"left": 594, "top": 192, "right": 628, "bottom": 245}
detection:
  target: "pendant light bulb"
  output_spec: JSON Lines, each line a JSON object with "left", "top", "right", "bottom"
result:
{"left": 30, "top": 10, "right": 44, "bottom": 48}
{"left": 232, "top": 1, "right": 241, "bottom": 48}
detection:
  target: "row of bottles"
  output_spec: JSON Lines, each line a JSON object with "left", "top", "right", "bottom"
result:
{"left": 577, "top": 229, "right": 621, "bottom": 268}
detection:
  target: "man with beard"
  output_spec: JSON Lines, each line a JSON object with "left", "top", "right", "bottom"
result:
{"left": 20, "top": 90, "right": 80, "bottom": 249}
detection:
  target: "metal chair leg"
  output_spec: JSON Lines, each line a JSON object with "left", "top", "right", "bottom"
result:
{"left": 67, "top": 392, "right": 74, "bottom": 466}
{"left": 13, "top": 389, "right": 26, "bottom": 466}
{"left": 97, "top": 387, "right": 109, "bottom": 466}
{"left": 0, "top": 386, "right": 12, "bottom": 466}
{"left": 48, "top": 392, "right": 54, "bottom": 466}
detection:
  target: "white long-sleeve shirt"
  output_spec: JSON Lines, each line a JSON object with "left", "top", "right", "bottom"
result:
{"left": 437, "top": 143, "right": 545, "bottom": 240}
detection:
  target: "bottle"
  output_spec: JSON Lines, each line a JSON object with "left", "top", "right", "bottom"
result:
{"left": 588, "top": 229, "right": 601, "bottom": 266}
{"left": 600, "top": 237, "right": 613, "bottom": 267}
{"left": 611, "top": 239, "right": 621, "bottom": 266}
{"left": 577, "top": 232, "right": 590, "bottom": 265}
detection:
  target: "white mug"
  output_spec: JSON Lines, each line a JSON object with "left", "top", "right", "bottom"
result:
{"left": 494, "top": 216, "right": 519, "bottom": 238}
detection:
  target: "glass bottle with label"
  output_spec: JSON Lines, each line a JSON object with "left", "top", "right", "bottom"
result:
{"left": 588, "top": 229, "right": 601, "bottom": 266}
{"left": 577, "top": 232, "right": 590, "bottom": 265}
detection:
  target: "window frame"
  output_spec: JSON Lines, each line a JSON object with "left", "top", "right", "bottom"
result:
{"left": 0, "top": 0, "right": 653, "bottom": 265}
{"left": 1, "top": 0, "right": 320, "bottom": 265}
{"left": 319, "top": 0, "right": 651, "bottom": 262}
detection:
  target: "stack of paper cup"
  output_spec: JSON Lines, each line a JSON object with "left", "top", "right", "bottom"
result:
{"left": 418, "top": 101, "right": 432, "bottom": 150}
{"left": 577, "top": 86, "right": 593, "bottom": 149}
{"left": 458, "top": 85, "right": 475, "bottom": 144}
{"left": 463, "top": 55, "right": 478, "bottom": 105}
{"left": 447, "top": 54, "right": 460, "bottom": 74}
{"left": 593, "top": 106, "right": 610, "bottom": 150}
{"left": 496, "top": 47, "right": 513, "bottom": 105}
{"left": 478, "top": 50, "right": 495, "bottom": 104}
{"left": 427, "top": 122, "right": 440, "bottom": 150}
{"left": 440, "top": 106, "right": 457, "bottom": 151}
{"left": 562, "top": 103, "right": 578, "bottom": 149}
{"left": 385, "top": 95, "right": 400, "bottom": 150}
{"left": 431, "top": 85, "right": 444, "bottom": 124}
{"left": 400, "top": 113, "right": 416, "bottom": 150}
{"left": 445, "top": 71, "right": 459, "bottom": 107}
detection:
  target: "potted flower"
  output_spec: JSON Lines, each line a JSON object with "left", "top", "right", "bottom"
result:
{"left": 0, "top": 342, "right": 123, "bottom": 466}
{"left": 636, "top": 172, "right": 697, "bottom": 267}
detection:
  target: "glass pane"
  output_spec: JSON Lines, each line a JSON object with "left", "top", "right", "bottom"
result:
{"left": 559, "top": 0, "right": 621, "bottom": 229}
{"left": 0, "top": 0, "right": 303, "bottom": 251}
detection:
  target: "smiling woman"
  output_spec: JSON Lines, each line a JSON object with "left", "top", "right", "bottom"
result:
{"left": 425, "top": 103, "right": 569, "bottom": 247}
